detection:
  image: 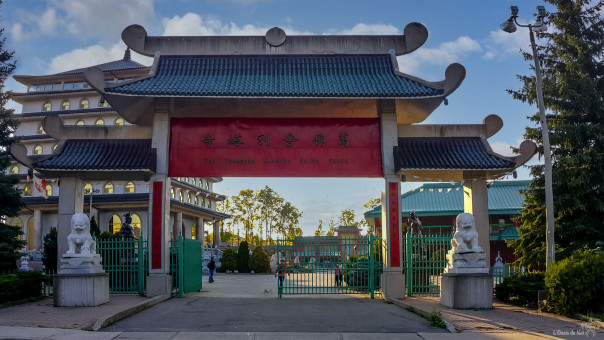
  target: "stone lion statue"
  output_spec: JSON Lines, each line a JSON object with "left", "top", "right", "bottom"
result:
{"left": 66, "top": 213, "right": 96, "bottom": 256}
{"left": 451, "top": 213, "right": 482, "bottom": 253}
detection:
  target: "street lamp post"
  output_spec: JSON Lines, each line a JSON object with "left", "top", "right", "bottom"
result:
{"left": 501, "top": 6, "right": 556, "bottom": 268}
{"left": 88, "top": 188, "right": 101, "bottom": 218}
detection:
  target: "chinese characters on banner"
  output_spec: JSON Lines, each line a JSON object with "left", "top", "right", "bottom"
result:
{"left": 389, "top": 182, "right": 400, "bottom": 267}
{"left": 169, "top": 118, "right": 382, "bottom": 177}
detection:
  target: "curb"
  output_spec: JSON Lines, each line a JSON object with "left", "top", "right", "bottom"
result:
{"left": 91, "top": 295, "right": 171, "bottom": 331}
{"left": 386, "top": 297, "right": 456, "bottom": 333}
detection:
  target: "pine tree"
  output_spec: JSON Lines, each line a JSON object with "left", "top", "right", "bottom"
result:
{"left": 508, "top": 0, "right": 604, "bottom": 267}
{"left": 0, "top": 1, "right": 25, "bottom": 273}
{"left": 237, "top": 240, "right": 250, "bottom": 273}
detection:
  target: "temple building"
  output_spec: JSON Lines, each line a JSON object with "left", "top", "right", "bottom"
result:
{"left": 7, "top": 49, "right": 228, "bottom": 253}
{"left": 10, "top": 24, "right": 535, "bottom": 298}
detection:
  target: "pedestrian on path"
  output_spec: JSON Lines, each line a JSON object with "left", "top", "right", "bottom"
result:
{"left": 207, "top": 256, "right": 216, "bottom": 283}
{"left": 275, "top": 259, "right": 289, "bottom": 288}
{"left": 335, "top": 264, "right": 342, "bottom": 286}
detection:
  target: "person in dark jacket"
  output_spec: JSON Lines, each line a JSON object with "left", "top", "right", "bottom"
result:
{"left": 207, "top": 257, "right": 216, "bottom": 283}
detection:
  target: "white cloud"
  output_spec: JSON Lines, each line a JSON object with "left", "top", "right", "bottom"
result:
{"left": 48, "top": 43, "right": 152, "bottom": 74}
{"left": 10, "top": 0, "right": 155, "bottom": 42}
{"left": 490, "top": 141, "right": 516, "bottom": 157}
{"left": 333, "top": 23, "right": 400, "bottom": 35}
{"left": 396, "top": 36, "right": 482, "bottom": 74}
{"left": 161, "top": 13, "right": 309, "bottom": 36}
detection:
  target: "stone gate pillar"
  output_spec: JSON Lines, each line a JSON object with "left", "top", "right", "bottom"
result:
{"left": 213, "top": 220, "right": 220, "bottom": 247}
{"left": 463, "top": 178, "right": 490, "bottom": 268}
{"left": 57, "top": 176, "right": 83, "bottom": 265}
{"left": 196, "top": 217, "right": 205, "bottom": 245}
{"left": 379, "top": 100, "right": 405, "bottom": 299}
{"left": 147, "top": 105, "right": 172, "bottom": 297}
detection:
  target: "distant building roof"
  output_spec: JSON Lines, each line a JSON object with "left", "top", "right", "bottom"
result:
{"left": 364, "top": 180, "right": 531, "bottom": 218}
{"left": 106, "top": 54, "right": 444, "bottom": 98}
{"left": 394, "top": 137, "right": 516, "bottom": 171}
{"left": 32, "top": 139, "right": 156, "bottom": 172}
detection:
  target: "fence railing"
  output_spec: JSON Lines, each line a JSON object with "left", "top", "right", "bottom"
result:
{"left": 170, "top": 236, "right": 203, "bottom": 297}
{"left": 96, "top": 237, "right": 148, "bottom": 295}
{"left": 402, "top": 233, "right": 453, "bottom": 296}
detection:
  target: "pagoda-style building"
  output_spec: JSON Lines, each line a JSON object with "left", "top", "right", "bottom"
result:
{"left": 11, "top": 23, "right": 535, "bottom": 298}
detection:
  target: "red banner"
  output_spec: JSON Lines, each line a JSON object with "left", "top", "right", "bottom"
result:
{"left": 169, "top": 118, "right": 382, "bottom": 177}
{"left": 152, "top": 182, "right": 163, "bottom": 269}
{"left": 389, "top": 182, "right": 400, "bottom": 267}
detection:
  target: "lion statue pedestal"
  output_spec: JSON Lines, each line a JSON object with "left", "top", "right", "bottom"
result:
{"left": 440, "top": 213, "right": 493, "bottom": 309}
{"left": 54, "top": 213, "right": 109, "bottom": 307}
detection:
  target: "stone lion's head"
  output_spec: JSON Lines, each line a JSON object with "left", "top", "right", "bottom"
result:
{"left": 456, "top": 213, "right": 476, "bottom": 233}
{"left": 71, "top": 213, "right": 90, "bottom": 234}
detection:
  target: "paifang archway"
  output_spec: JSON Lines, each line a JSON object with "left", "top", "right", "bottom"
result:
{"left": 14, "top": 24, "right": 536, "bottom": 298}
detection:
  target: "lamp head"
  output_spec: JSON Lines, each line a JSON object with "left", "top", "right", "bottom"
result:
{"left": 510, "top": 6, "right": 519, "bottom": 16}
{"left": 500, "top": 19, "right": 517, "bottom": 33}
{"left": 537, "top": 6, "right": 547, "bottom": 18}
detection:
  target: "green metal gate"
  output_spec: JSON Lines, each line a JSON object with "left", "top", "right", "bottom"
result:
{"left": 402, "top": 233, "right": 452, "bottom": 296}
{"left": 275, "top": 235, "right": 382, "bottom": 298}
{"left": 97, "top": 237, "right": 148, "bottom": 295}
{"left": 170, "top": 236, "right": 203, "bottom": 297}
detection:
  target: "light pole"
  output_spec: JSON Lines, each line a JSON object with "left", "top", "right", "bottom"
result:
{"left": 501, "top": 6, "right": 555, "bottom": 268}
{"left": 88, "top": 188, "right": 100, "bottom": 218}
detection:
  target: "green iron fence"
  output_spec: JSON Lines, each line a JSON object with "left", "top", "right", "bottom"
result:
{"left": 402, "top": 233, "right": 452, "bottom": 296}
{"left": 170, "top": 236, "right": 203, "bottom": 297}
{"left": 275, "top": 235, "right": 382, "bottom": 298}
{"left": 97, "top": 237, "right": 148, "bottom": 295}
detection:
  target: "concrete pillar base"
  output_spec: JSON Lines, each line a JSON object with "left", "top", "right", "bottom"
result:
{"left": 53, "top": 273, "right": 109, "bottom": 307}
{"left": 381, "top": 270, "right": 405, "bottom": 299}
{"left": 440, "top": 273, "right": 493, "bottom": 309}
{"left": 146, "top": 274, "right": 172, "bottom": 297}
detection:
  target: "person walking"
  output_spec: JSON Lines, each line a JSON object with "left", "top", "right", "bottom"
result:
{"left": 207, "top": 256, "right": 216, "bottom": 283}
{"left": 275, "top": 259, "right": 289, "bottom": 298}
{"left": 335, "top": 264, "right": 342, "bottom": 287}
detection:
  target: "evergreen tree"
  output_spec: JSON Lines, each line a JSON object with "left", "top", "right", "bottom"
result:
{"left": 42, "top": 227, "right": 57, "bottom": 272}
{"left": 508, "top": 0, "right": 604, "bottom": 267}
{"left": 0, "top": 2, "right": 25, "bottom": 273}
{"left": 237, "top": 240, "right": 250, "bottom": 273}
{"left": 249, "top": 245, "right": 270, "bottom": 273}
{"left": 89, "top": 216, "right": 101, "bottom": 238}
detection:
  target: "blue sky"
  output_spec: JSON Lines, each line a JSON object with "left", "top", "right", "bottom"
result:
{"left": 2, "top": 0, "right": 550, "bottom": 235}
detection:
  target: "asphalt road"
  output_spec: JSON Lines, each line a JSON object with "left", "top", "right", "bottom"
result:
{"left": 103, "top": 273, "right": 447, "bottom": 334}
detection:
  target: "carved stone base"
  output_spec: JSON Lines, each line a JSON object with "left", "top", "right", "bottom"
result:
{"left": 445, "top": 250, "right": 488, "bottom": 273}
{"left": 440, "top": 273, "right": 493, "bottom": 309}
{"left": 59, "top": 254, "right": 105, "bottom": 274}
{"left": 54, "top": 273, "right": 109, "bottom": 307}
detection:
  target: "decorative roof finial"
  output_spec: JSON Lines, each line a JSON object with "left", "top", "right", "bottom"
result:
{"left": 123, "top": 48, "right": 131, "bottom": 61}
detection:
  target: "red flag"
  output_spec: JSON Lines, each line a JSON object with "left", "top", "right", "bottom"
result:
{"left": 33, "top": 174, "right": 47, "bottom": 199}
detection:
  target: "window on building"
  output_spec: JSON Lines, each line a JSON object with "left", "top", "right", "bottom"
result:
{"left": 125, "top": 182, "right": 135, "bottom": 193}
{"left": 207, "top": 200, "right": 212, "bottom": 209}
{"left": 131, "top": 214, "right": 142, "bottom": 238}
{"left": 10, "top": 165, "right": 18, "bottom": 174}
{"left": 171, "top": 188, "right": 175, "bottom": 198}
{"left": 27, "top": 218, "right": 34, "bottom": 250}
{"left": 84, "top": 183, "right": 92, "bottom": 194}
{"left": 80, "top": 99, "right": 89, "bottom": 109}
{"left": 192, "top": 225, "right": 196, "bottom": 240}
{"left": 110, "top": 214, "right": 122, "bottom": 234}
{"left": 45, "top": 184, "right": 52, "bottom": 197}
{"left": 100, "top": 99, "right": 110, "bottom": 108}
{"left": 201, "top": 198, "right": 205, "bottom": 207}
{"left": 38, "top": 125, "right": 45, "bottom": 134}
{"left": 61, "top": 100, "right": 70, "bottom": 110}
{"left": 95, "top": 118, "right": 104, "bottom": 126}
{"left": 76, "top": 120, "right": 85, "bottom": 126}
{"left": 52, "top": 143, "right": 58, "bottom": 151}
{"left": 104, "top": 182, "right": 114, "bottom": 194}
{"left": 179, "top": 192, "right": 183, "bottom": 203}
{"left": 194, "top": 196, "right": 198, "bottom": 205}
{"left": 42, "top": 102, "right": 52, "bottom": 111}
{"left": 33, "top": 145, "right": 43, "bottom": 155}
{"left": 115, "top": 118, "right": 124, "bottom": 126}
{"left": 192, "top": 178, "right": 197, "bottom": 186}
{"left": 187, "top": 193, "right": 192, "bottom": 203}
{"left": 24, "top": 185, "right": 32, "bottom": 196}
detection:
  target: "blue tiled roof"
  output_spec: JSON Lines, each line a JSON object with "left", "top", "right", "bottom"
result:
{"left": 33, "top": 139, "right": 156, "bottom": 171}
{"left": 106, "top": 55, "right": 444, "bottom": 98}
{"left": 364, "top": 180, "right": 531, "bottom": 218}
{"left": 58, "top": 59, "right": 147, "bottom": 75}
{"left": 394, "top": 137, "right": 516, "bottom": 170}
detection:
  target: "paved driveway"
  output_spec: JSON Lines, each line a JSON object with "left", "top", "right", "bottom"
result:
{"left": 103, "top": 273, "right": 447, "bottom": 334}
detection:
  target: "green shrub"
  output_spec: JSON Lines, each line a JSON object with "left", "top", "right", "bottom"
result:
{"left": 216, "top": 265, "right": 227, "bottom": 273}
{"left": 545, "top": 248, "right": 604, "bottom": 317}
{"left": 237, "top": 241, "right": 250, "bottom": 273}
{"left": 98, "top": 230, "right": 122, "bottom": 240}
{"left": 42, "top": 227, "right": 58, "bottom": 272}
{"left": 428, "top": 310, "right": 446, "bottom": 328}
{"left": 0, "top": 271, "right": 44, "bottom": 304}
{"left": 0, "top": 223, "right": 26, "bottom": 273}
{"left": 494, "top": 273, "right": 545, "bottom": 306}
{"left": 221, "top": 248, "right": 238, "bottom": 272}
{"left": 249, "top": 245, "right": 270, "bottom": 273}
{"left": 90, "top": 216, "right": 101, "bottom": 238}
{"left": 343, "top": 257, "right": 381, "bottom": 291}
